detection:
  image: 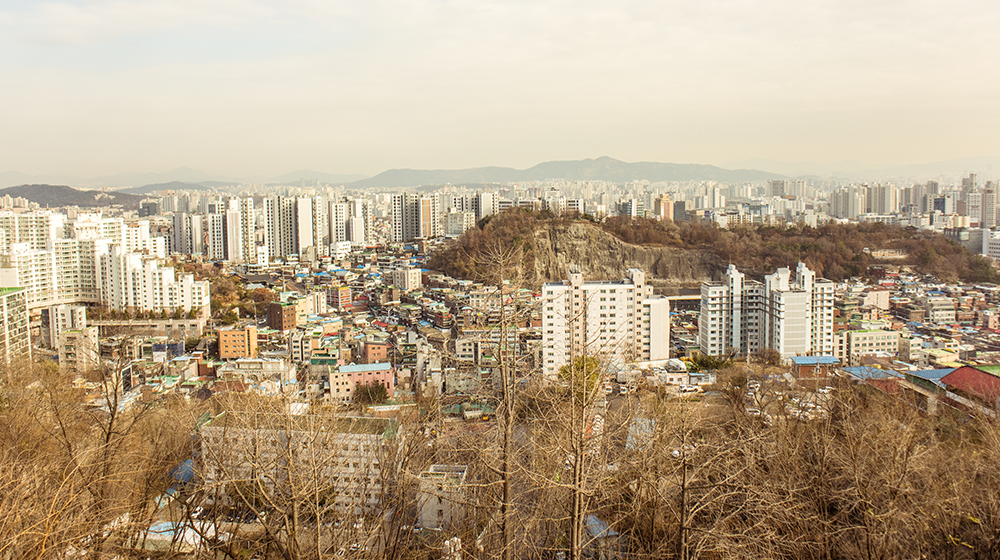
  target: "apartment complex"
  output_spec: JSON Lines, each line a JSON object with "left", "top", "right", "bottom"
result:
{"left": 0, "top": 212, "right": 203, "bottom": 317}
{"left": 699, "top": 262, "right": 834, "bottom": 359}
{"left": 541, "top": 268, "right": 671, "bottom": 378}
{"left": 100, "top": 245, "right": 211, "bottom": 316}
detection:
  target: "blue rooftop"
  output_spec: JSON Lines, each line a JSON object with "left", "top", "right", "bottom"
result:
{"left": 908, "top": 368, "right": 953, "bottom": 383}
{"left": 844, "top": 366, "right": 901, "bottom": 380}
{"left": 791, "top": 356, "right": 839, "bottom": 366}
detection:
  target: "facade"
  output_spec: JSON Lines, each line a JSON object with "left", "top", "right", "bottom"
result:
{"left": 541, "top": 268, "right": 671, "bottom": 378}
{"left": 392, "top": 267, "right": 422, "bottom": 291}
{"left": 219, "top": 325, "right": 259, "bottom": 359}
{"left": 267, "top": 301, "right": 299, "bottom": 331}
{"left": 199, "top": 413, "right": 396, "bottom": 513}
{"left": 699, "top": 262, "right": 834, "bottom": 359}
{"left": 307, "top": 359, "right": 395, "bottom": 403}
{"left": 100, "top": 245, "right": 210, "bottom": 316}
{"left": 417, "top": 465, "right": 468, "bottom": 531}
{"left": 833, "top": 329, "right": 900, "bottom": 367}
{"left": 0, "top": 287, "right": 30, "bottom": 367}
{"left": 58, "top": 326, "right": 100, "bottom": 375}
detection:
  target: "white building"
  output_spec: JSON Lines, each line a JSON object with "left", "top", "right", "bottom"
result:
{"left": 392, "top": 267, "right": 422, "bottom": 291}
{"left": 699, "top": 262, "right": 834, "bottom": 359}
{"left": 44, "top": 303, "right": 88, "bottom": 347}
{"left": 699, "top": 264, "right": 763, "bottom": 357}
{"left": 0, "top": 211, "right": 65, "bottom": 252}
{"left": 100, "top": 245, "right": 210, "bottom": 316}
{"left": 58, "top": 325, "right": 100, "bottom": 375}
{"left": 417, "top": 465, "right": 468, "bottom": 531}
{"left": 541, "top": 267, "right": 671, "bottom": 378}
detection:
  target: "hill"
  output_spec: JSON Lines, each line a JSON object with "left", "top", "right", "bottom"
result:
{"left": 350, "top": 156, "right": 781, "bottom": 189}
{"left": 428, "top": 210, "right": 999, "bottom": 286}
{"left": 0, "top": 184, "right": 146, "bottom": 210}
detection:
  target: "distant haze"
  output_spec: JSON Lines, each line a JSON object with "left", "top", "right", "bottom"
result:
{"left": 1, "top": 1, "right": 998, "bottom": 179}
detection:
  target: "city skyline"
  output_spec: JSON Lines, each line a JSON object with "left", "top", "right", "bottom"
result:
{"left": 1, "top": 1, "right": 998, "bottom": 178}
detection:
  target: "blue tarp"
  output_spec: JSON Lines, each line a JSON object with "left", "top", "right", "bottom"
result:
{"left": 585, "top": 514, "right": 619, "bottom": 538}
{"left": 169, "top": 459, "right": 194, "bottom": 483}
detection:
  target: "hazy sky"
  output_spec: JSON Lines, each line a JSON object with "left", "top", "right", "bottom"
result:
{"left": 1, "top": 0, "right": 998, "bottom": 178}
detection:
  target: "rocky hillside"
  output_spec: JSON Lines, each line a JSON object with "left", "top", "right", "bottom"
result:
{"left": 428, "top": 210, "right": 1000, "bottom": 286}
{"left": 531, "top": 221, "right": 725, "bottom": 287}
{"left": 427, "top": 211, "right": 727, "bottom": 287}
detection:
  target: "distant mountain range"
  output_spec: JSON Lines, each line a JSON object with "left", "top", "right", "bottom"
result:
{"left": 0, "top": 168, "right": 369, "bottom": 190}
{"left": 3, "top": 155, "right": 998, "bottom": 194}
{"left": 0, "top": 184, "right": 145, "bottom": 209}
{"left": 348, "top": 157, "right": 781, "bottom": 188}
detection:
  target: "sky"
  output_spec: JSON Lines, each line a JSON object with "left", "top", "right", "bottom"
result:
{"left": 1, "top": 0, "right": 998, "bottom": 178}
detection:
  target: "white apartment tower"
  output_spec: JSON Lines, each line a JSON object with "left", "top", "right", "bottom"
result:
{"left": 699, "top": 262, "right": 834, "bottom": 359}
{"left": 392, "top": 193, "right": 442, "bottom": 242}
{"left": 541, "top": 268, "right": 671, "bottom": 378}
{"left": 698, "top": 264, "right": 764, "bottom": 357}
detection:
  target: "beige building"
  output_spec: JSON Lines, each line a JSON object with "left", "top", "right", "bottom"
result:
{"left": 417, "top": 465, "right": 468, "bottom": 530}
{"left": 199, "top": 412, "right": 397, "bottom": 513}
{"left": 392, "top": 267, "right": 422, "bottom": 292}
{"left": 218, "top": 325, "right": 258, "bottom": 359}
{"left": 59, "top": 326, "right": 100, "bottom": 375}
{"left": 833, "top": 329, "right": 900, "bottom": 367}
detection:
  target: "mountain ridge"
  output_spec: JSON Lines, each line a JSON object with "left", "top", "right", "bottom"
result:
{"left": 0, "top": 184, "right": 145, "bottom": 209}
{"left": 349, "top": 156, "right": 782, "bottom": 188}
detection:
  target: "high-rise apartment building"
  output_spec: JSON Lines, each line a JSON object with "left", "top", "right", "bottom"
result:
{"left": 171, "top": 213, "right": 204, "bottom": 255}
{"left": 541, "top": 268, "right": 671, "bottom": 378}
{"left": 0, "top": 211, "right": 66, "bottom": 253}
{"left": 43, "top": 303, "right": 87, "bottom": 347}
{"left": 392, "top": 193, "right": 441, "bottom": 242}
{"left": 100, "top": 245, "right": 210, "bottom": 316}
{"left": 699, "top": 262, "right": 834, "bottom": 359}
{"left": 0, "top": 287, "right": 30, "bottom": 368}
{"left": 699, "top": 264, "right": 764, "bottom": 357}
{"left": 982, "top": 184, "right": 997, "bottom": 229}
{"left": 263, "top": 196, "right": 317, "bottom": 258}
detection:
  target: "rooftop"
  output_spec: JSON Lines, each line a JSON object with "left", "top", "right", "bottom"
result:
{"left": 204, "top": 411, "right": 395, "bottom": 437}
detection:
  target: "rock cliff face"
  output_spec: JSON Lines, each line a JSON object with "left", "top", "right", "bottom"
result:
{"left": 531, "top": 222, "right": 726, "bottom": 287}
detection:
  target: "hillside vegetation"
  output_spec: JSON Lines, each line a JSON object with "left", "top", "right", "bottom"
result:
{"left": 428, "top": 209, "right": 999, "bottom": 285}
{"left": 0, "top": 184, "right": 145, "bottom": 209}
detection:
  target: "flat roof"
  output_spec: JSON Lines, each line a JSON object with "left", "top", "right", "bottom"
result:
{"left": 205, "top": 411, "right": 395, "bottom": 436}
